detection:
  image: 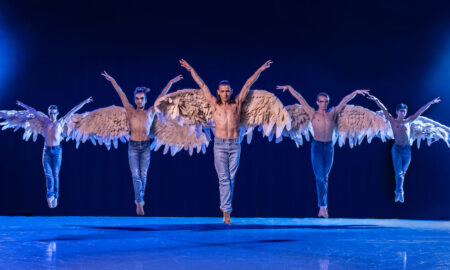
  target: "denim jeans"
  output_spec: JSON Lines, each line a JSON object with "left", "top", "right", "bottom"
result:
{"left": 214, "top": 137, "right": 241, "bottom": 213}
{"left": 42, "top": 145, "right": 62, "bottom": 199}
{"left": 391, "top": 143, "right": 411, "bottom": 194}
{"left": 128, "top": 140, "right": 151, "bottom": 202}
{"left": 311, "top": 140, "right": 334, "bottom": 207}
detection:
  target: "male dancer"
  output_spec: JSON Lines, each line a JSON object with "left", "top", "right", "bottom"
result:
{"left": 367, "top": 94, "right": 441, "bottom": 202}
{"left": 277, "top": 85, "right": 368, "bottom": 218}
{"left": 180, "top": 59, "right": 273, "bottom": 225}
{"left": 101, "top": 71, "right": 183, "bottom": 215}
{"left": 16, "top": 97, "right": 93, "bottom": 208}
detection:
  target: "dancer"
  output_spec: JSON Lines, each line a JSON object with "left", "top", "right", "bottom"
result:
{"left": 367, "top": 95, "right": 444, "bottom": 202}
{"left": 277, "top": 85, "right": 370, "bottom": 218}
{"left": 0, "top": 97, "right": 93, "bottom": 208}
{"left": 100, "top": 71, "right": 183, "bottom": 215}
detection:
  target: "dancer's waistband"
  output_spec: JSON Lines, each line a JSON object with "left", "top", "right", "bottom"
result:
{"left": 129, "top": 140, "right": 151, "bottom": 145}
{"left": 44, "top": 145, "right": 61, "bottom": 150}
{"left": 312, "top": 140, "right": 333, "bottom": 145}
{"left": 215, "top": 137, "right": 240, "bottom": 143}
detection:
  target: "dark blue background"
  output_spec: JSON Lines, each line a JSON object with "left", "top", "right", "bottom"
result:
{"left": 0, "top": 0, "right": 449, "bottom": 219}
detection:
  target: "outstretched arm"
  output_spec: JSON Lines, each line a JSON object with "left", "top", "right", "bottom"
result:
{"left": 16, "top": 101, "right": 47, "bottom": 121}
{"left": 405, "top": 97, "right": 441, "bottom": 123}
{"left": 236, "top": 60, "right": 273, "bottom": 103}
{"left": 179, "top": 59, "right": 215, "bottom": 105}
{"left": 156, "top": 75, "right": 183, "bottom": 100}
{"left": 61, "top": 97, "right": 93, "bottom": 124}
{"left": 101, "top": 71, "right": 132, "bottom": 109}
{"left": 367, "top": 94, "right": 393, "bottom": 119}
{"left": 276, "top": 85, "right": 315, "bottom": 116}
{"left": 333, "top": 89, "right": 370, "bottom": 114}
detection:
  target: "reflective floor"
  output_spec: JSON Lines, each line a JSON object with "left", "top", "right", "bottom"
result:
{"left": 1, "top": 217, "right": 449, "bottom": 269}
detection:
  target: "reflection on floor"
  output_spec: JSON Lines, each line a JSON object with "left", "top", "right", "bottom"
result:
{"left": 1, "top": 217, "right": 449, "bottom": 269}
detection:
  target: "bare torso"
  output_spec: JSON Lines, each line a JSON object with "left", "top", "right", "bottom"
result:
{"left": 311, "top": 110, "right": 337, "bottom": 142}
{"left": 388, "top": 118, "right": 410, "bottom": 146}
{"left": 127, "top": 108, "right": 154, "bottom": 141}
{"left": 43, "top": 120, "right": 64, "bottom": 146}
{"left": 212, "top": 103, "right": 241, "bottom": 139}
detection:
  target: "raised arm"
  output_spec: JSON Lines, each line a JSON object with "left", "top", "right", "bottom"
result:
{"left": 276, "top": 85, "right": 315, "bottom": 116}
{"left": 179, "top": 59, "right": 215, "bottom": 105}
{"left": 367, "top": 94, "right": 393, "bottom": 119}
{"left": 101, "top": 71, "right": 132, "bottom": 109}
{"left": 405, "top": 97, "right": 441, "bottom": 123}
{"left": 236, "top": 60, "right": 273, "bottom": 103}
{"left": 61, "top": 97, "right": 93, "bottom": 124}
{"left": 333, "top": 89, "right": 370, "bottom": 114}
{"left": 156, "top": 75, "right": 183, "bottom": 100}
{"left": 16, "top": 101, "right": 47, "bottom": 121}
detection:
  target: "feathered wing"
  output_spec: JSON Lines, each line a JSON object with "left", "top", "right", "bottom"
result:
{"left": 409, "top": 116, "right": 450, "bottom": 148}
{"left": 336, "top": 105, "right": 393, "bottom": 148}
{"left": 154, "top": 89, "right": 213, "bottom": 138}
{"left": 150, "top": 117, "right": 210, "bottom": 156}
{"left": 240, "top": 90, "right": 291, "bottom": 144}
{"left": 0, "top": 110, "right": 48, "bottom": 142}
{"left": 66, "top": 105, "right": 130, "bottom": 150}
{"left": 276, "top": 104, "right": 313, "bottom": 147}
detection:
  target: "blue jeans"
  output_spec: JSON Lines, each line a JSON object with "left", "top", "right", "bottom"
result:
{"left": 42, "top": 145, "right": 62, "bottom": 199}
{"left": 214, "top": 137, "right": 241, "bottom": 213}
{"left": 391, "top": 144, "right": 411, "bottom": 194}
{"left": 128, "top": 140, "right": 151, "bottom": 202}
{"left": 311, "top": 140, "right": 334, "bottom": 207}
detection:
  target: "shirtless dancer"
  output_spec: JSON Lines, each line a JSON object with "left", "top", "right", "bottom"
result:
{"left": 16, "top": 98, "right": 93, "bottom": 208}
{"left": 180, "top": 59, "right": 273, "bottom": 225}
{"left": 277, "top": 85, "right": 369, "bottom": 218}
{"left": 101, "top": 71, "right": 183, "bottom": 215}
{"left": 367, "top": 95, "right": 441, "bottom": 203}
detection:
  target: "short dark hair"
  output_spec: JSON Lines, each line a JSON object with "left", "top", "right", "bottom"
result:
{"left": 396, "top": 103, "right": 408, "bottom": 112}
{"left": 48, "top": 105, "right": 58, "bottom": 111}
{"left": 317, "top": 92, "right": 330, "bottom": 102}
{"left": 216, "top": 80, "right": 235, "bottom": 105}
{"left": 134, "top": 87, "right": 150, "bottom": 98}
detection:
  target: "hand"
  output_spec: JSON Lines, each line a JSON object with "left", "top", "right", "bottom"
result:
{"left": 366, "top": 94, "right": 378, "bottom": 101}
{"left": 276, "top": 85, "right": 292, "bottom": 93}
{"left": 101, "top": 71, "right": 115, "bottom": 82}
{"left": 170, "top": 75, "right": 183, "bottom": 84}
{"left": 85, "top": 97, "right": 94, "bottom": 104}
{"left": 432, "top": 97, "right": 441, "bottom": 104}
{"left": 16, "top": 100, "right": 25, "bottom": 107}
{"left": 180, "top": 59, "right": 193, "bottom": 71}
{"left": 260, "top": 60, "right": 273, "bottom": 71}
{"left": 354, "top": 89, "right": 370, "bottom": 96}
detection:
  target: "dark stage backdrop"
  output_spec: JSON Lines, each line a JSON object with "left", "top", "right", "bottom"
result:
{"left": 0, "top": 1, "right": 449, "bottom": 219}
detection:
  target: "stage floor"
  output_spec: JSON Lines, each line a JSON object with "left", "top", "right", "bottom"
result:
{"left": 1, "top": 217, "right": 449, "bottom": 269}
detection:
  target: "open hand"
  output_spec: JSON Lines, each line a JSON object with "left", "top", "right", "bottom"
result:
{"left": 180, "top": 59, "right": 192, "bottom": 71}
{"left": 85, "top": 97, "right": 94, "bottom": 104}
{"left": 355, "top": 89, "right": 370, "bottom": 96}
{"left": 170, "top": 75, "right": 183, "bottom": 84}
{"left": 101, "top": 71, "right": 115, "bottom": 82}
{"left": 366, "top": 94, "right": 378, "bottom": 101}
{"left": 276, "top": 85, "right": 291, "bottom": 93}
{"left": 260, "top": 60, "right": 273, "bottom": 71}
{"left": 432, "top": 97, "right": 441, "bottom": 104}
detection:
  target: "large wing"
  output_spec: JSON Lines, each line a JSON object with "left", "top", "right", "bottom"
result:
{"left": 66, "top": 105, "right": 130, "bottom": 150}
{"left": 276, "top": 104, "right": 313, "bottom": 147}
{"left": 240, "top": 90, "right": 291, "bottom": 144}
{"left": 409, "top": 116, "right": 450, "bottom": 148}
{"left": 150, "top": 117, "right": 210, "bottom": 156}
{"left": 0, "top": 110, "right": 48, "bottom": 142}
{"left": 154, "top": 89, "right": 213, "bottom": 137}
{"left": 336, "top": 105, "right": 393, "bottom": 148}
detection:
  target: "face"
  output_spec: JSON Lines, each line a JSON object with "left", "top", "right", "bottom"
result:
{"left": 316, "top": 95, "right": 329, "bottom": 110}
{"left": 396, "top": 109, "right": 407, "bottom": 119}
{"left": 135, "top": 92, "right": 147, "bottom": 109}
{"left": 217, "top": 84, "right": 233, "bottom": 103}
{"left": 48, "top": 109, "right": 58, "bottom": 120}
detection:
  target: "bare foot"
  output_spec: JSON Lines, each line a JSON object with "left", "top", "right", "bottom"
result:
{"left": 318, "top": 206, "right": 328, "bottom": 218}
{"left": 223, "top": 211, "right": 232, "bottom": 225}
{"left": 135, "top": 201, "right": 145, "bottom": 216}
{"left": 52, "top": 198, "right": 58, "bottom": 208}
